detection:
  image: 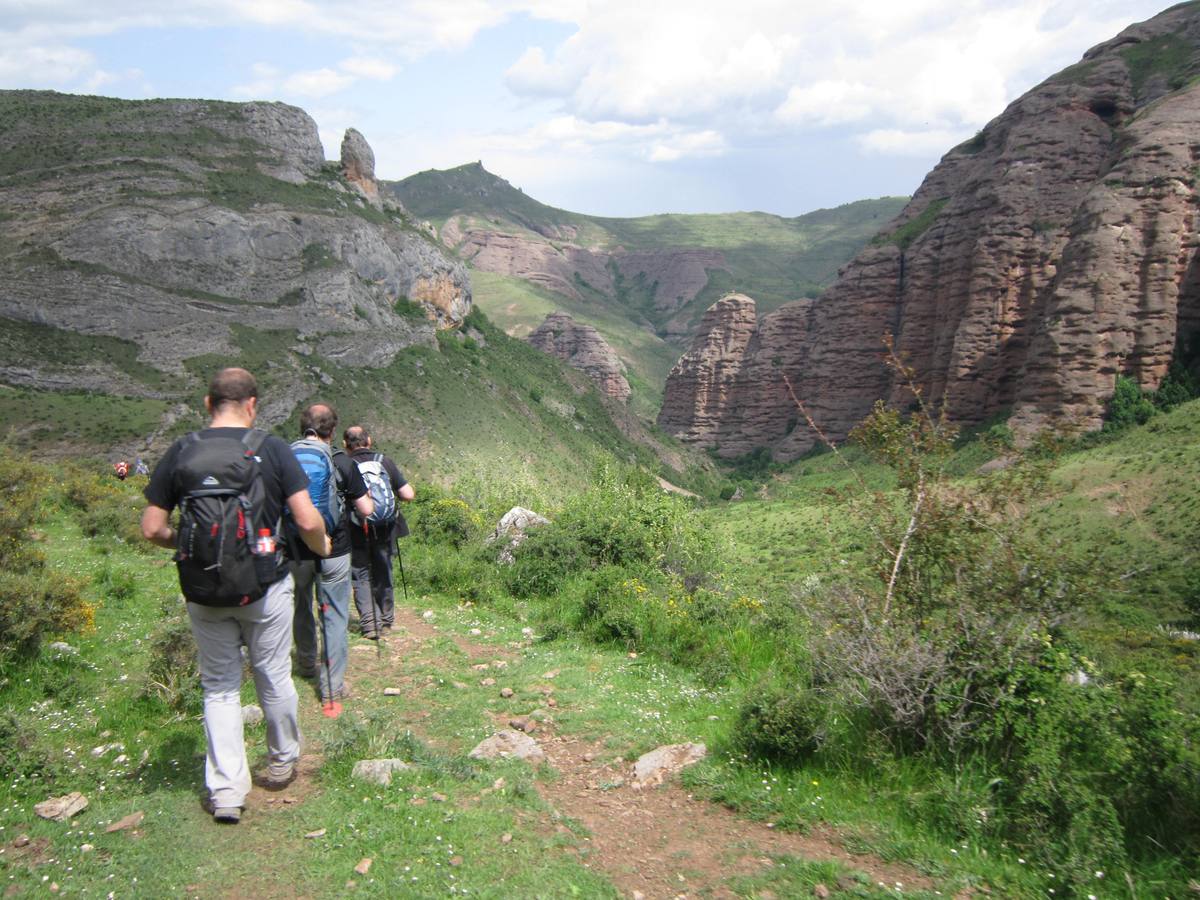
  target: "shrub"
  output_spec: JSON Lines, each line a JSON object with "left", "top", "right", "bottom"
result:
{"left": 144, "top": 598, "right": 200, "bottom": 715}
{"left": 735, "top": 681, "right": 824, "bottom": 762}
{"left": 411, "top": 494, "right": 484, "bottom": 549}
{"left": 0, "top": 568, "right": 94, "bottom": 660}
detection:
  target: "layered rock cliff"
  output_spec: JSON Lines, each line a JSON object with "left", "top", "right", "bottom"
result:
{"left": 527, "top": 312, "right": 631, "bottom": 403}
{"left": 660, "top": 4, "right": 1200, "bottom": 457}
{"left": 0, "top": 92, "right": 470, "bottom": 412}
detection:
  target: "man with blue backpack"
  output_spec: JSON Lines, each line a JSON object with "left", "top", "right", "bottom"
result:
{"left": 344, "top": 425, "right": 414, "bottom": 639}
{"left": 288, "top": 404, "right": 373, "bottom": 711}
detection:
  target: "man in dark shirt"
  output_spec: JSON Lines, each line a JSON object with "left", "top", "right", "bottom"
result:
{"left": 289, "top": 404, "right": 372, "bottom": 704}
{"left": 344, "top": 425, "right": 414, "bottom": 638}
{"left": 141, "top": 368, "right": 330, "bottom": 824}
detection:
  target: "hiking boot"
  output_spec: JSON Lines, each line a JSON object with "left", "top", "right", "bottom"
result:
{"left": 259, "top": 761, "right": 297, "bottom": 790}
{"left": 362, "top": 630, "right": 379, "bottom": 641}
{"left": 380, "top": 625, "right": 393, "bottom": 636}
{"left": 213, "top": 806, "right": 241, "bottom": 824}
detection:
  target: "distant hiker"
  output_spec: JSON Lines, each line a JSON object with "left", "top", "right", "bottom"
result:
{"left": 134, "top": 457, "right": 149, "bottom": 477}
{"left": 288, "top": 404, "right": 372, "bottom": 707}
{"left": 113, "top": 460, "right": 129, "bottom": 481}
{"left": 140, "top": 367, "right": 332, "bottom": 824}
{"left": 344, "top": 425, "right": 414, "bottom": 638}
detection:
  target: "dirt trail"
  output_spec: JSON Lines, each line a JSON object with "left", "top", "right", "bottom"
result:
{"left": 354, "top": 606, "right": 939, "bottom": 899}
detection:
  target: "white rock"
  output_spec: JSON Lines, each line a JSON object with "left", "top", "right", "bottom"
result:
{"left": 351, "top": 759, "right": 412, "bottom": 786}
{"left": 242, "top": 705, "right": 264, "bottom": 726}
{"left": 468, "top": 730, "right": 545, "bottom": 764}
{"left": 35, "top": 793, "right": 88, "bottom": 821}
{"left": 632, "top": 743, "right": 707, "bottom": 788}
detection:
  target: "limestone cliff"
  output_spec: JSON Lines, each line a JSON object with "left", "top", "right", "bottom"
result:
{"left": 527, "top": 312, "right": 631, "bottom": 403}
{"left": 661, "top": 4, "right": 1200, "bottom": 458}
{"left": 0, "top": 92, "right": 470, "bottom": 417}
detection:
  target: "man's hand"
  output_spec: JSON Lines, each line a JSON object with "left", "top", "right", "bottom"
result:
{"left": 140, "top": 505, "right": 175, "bottom": 550}
{"left": 287, "top": 489, "right": 331, "bottom": 557}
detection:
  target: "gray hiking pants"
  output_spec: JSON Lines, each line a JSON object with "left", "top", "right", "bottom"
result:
{"left": 291, "top": 553, "right": 351, "bottom": 699}
{"left": 187, "top": 575, "right": 301, "bottom": 810}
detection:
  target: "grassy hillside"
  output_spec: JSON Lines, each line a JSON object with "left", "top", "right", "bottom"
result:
{"left": 0, "top": 308, "right": 714, "bottom": 506}
{"left": 388, "top": 164, "right": 907, "bottom": 360}
{"left": 4, "top": 400, "right": 1200, "bottom": 896}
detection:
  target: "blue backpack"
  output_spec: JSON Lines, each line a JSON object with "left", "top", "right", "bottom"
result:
{"left": 290, "top": 437, "right": 344, "bottom": 532}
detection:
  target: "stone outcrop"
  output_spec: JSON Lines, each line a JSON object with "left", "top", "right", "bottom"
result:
{"left": 657, "top": 295, "right": 757, "bottom": 445}
{"left": 0, "top": 91, "right": 470, "bottom": 400}
{"left": 340, "top": 127, "right": 379, "bottom": 202}
{"left": 527, "top": 312, "right": 631, "bottom": 402}
{"left": 662, "top": 4, "right": 1200, "bottom": 457}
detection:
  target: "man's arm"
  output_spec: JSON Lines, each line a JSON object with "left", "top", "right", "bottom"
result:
{"left": 398, "top": 483, "right": 415, "bottom": 502}
{"left": 287, "top": 489, "right": 332, "bottom": 557}
{"left": 140, "top": 505, "right": 175, "bottom": 550}
{"left": 354, "top": 493, "right": 375, "bottom": 519}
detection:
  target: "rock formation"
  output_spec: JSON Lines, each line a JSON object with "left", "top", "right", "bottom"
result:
{"left": 657, "top": 295, "right": 757, "bottom": 444}
{"left": 661, "top": 4, "right": 1200, "bottom": 457}
{"left": 0, "top": 92, "right": 470, "bottom": 409}
{"left": 527, "top": 312, "right": 631, "bottom": 402}
{"left": 340, "top": 127, "right": 379, "bottom": 202}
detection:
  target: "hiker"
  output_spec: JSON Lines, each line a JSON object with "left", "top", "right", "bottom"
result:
{"left": 344, "top": 425, "right": 414, "bottom": 638}
{"left": 288, "top": 404, "right": 372, "bottom": 705}
{"left": 113, "top": 460, "right": 129, "bottom": 481}
{"left": 134, "top": 457, "right": 149, "bottom": 477}
{"left": 140, "top": 367, "right": 332, "bottom": 824}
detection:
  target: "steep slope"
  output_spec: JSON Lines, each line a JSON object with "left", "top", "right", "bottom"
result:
{"left": 0, "top": 92, "right": 469, "bottom": 401}
{"left": 386, "top": 164, "right": 906, "bottom": 370}
{"left": 661, "top": 3, "right": 1200, "bottom": 458}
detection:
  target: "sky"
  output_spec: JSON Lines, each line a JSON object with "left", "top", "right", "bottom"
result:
{"left": 0, "top": 0, "right": 1173, "bottom": 217}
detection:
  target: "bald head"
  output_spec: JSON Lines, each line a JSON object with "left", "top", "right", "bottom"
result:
{"left": 344, "top": 425, "right": 371, "bottom": 450}
{"left": 300, "top": 403, "right": 337, "bottom": 440}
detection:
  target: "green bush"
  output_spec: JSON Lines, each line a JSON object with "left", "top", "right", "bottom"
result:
{"left": 410, "top": 494, "right": 484, "bottom": 549}
{"left": 735, "top": 682, "right": 824, "bottom": 762}
{"left": 1104, "top": 375, "right": 1157, "bottom": 432}
{"left": 144, "top": 599, "right": 200, "bottom": 715}
{"left": 0, "top": 568, "right": 93, "bottom": 660}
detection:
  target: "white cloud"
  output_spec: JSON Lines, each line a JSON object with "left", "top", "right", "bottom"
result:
{"left": 775, "top": 80, "right": 877, "bottom": 126}
{"left": 283, "top": 67, "right": 354, "bottom": 97}
{"left": 338, "top": 56, "right": 397, "bottom": 80}
{"left": 858, "top": 127, "right": 971, "bottom": 156}
{"left": 0, "top": 39, "right": 95, "bottom": 87}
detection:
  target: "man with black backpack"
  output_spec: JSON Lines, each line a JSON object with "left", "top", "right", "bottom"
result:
{"left": 344, "top": 425, "right": 414, "bottom": 639}
{"left": 140, "top": 368, "right": 331, "bottom": 825}
{"left": 288, "top": 404, "right": 372, "bottom": 709}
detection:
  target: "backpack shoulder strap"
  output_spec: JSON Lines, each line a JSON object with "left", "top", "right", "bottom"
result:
{"left": 241, "top": 428, "right": 268, "bottom": 457}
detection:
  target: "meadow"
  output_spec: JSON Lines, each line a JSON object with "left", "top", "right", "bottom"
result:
{"left": 2, "top": 387, "right": 1199, "bottom": 897}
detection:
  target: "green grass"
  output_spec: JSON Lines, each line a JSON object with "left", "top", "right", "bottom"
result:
{"left": 1122, "top": 33, "right": 1195, "bottom": 98}
{"left": 871, "top": 199, "right": 948, "bottom": 253}
{"left": 0, "top": 384, "right": 172, "bottom": 448}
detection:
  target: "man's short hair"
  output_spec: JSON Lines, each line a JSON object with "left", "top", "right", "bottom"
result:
{"left": 300, "top": 403, "right": 338, "bottom": 440}
{"left": 208, "top": 368, "right": 257, "bottom": 410}
{"left": 344, "top": 425, "right": 370, "bottom": 450}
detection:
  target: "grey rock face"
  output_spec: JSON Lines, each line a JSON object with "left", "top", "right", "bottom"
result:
{"left": 528, "top": 312, "right": 630, "bottom": 402}
{"left": 0, "top": 92, "right": 471, "bottom": 449}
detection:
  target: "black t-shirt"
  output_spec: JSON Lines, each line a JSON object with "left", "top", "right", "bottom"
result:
{"left": 349, "top": 449, "right": 410, "bottom": 543}
{"left": 144, "top": 427, "right": 309, "bottom": 580}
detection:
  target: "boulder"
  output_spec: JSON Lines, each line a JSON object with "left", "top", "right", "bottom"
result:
{"left": 468, "top": 730, "right": 545, "bottom": 764}
{"left": 631, "top": 742, "right": 707, "bottom": 788}
{"left": 487, "top": 507, "right": 551, "bottom": 564}
{"left": 34, "top": 792, "right": 88, "bottom": 821}
{"left": 351, "top": 758, "right": 412, "bottom": 786}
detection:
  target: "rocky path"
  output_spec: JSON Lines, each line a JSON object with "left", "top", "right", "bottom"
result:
{"left": 338, "top": 604, "right": 941, "bottom": 899}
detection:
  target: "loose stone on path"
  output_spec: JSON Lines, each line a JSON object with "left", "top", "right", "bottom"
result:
{"left": 351, "top": 759, "right": 412, "bottom": 786}
{"left": 469, "top": 729, "right": 545, "bottom": 763}
{"left": 34, "top": 793, "right": 87, "bottom": 821}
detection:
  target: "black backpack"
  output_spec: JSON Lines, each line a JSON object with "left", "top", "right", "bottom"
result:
{"left": 173, "top": 429, "right": 280, "bottom": 606}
